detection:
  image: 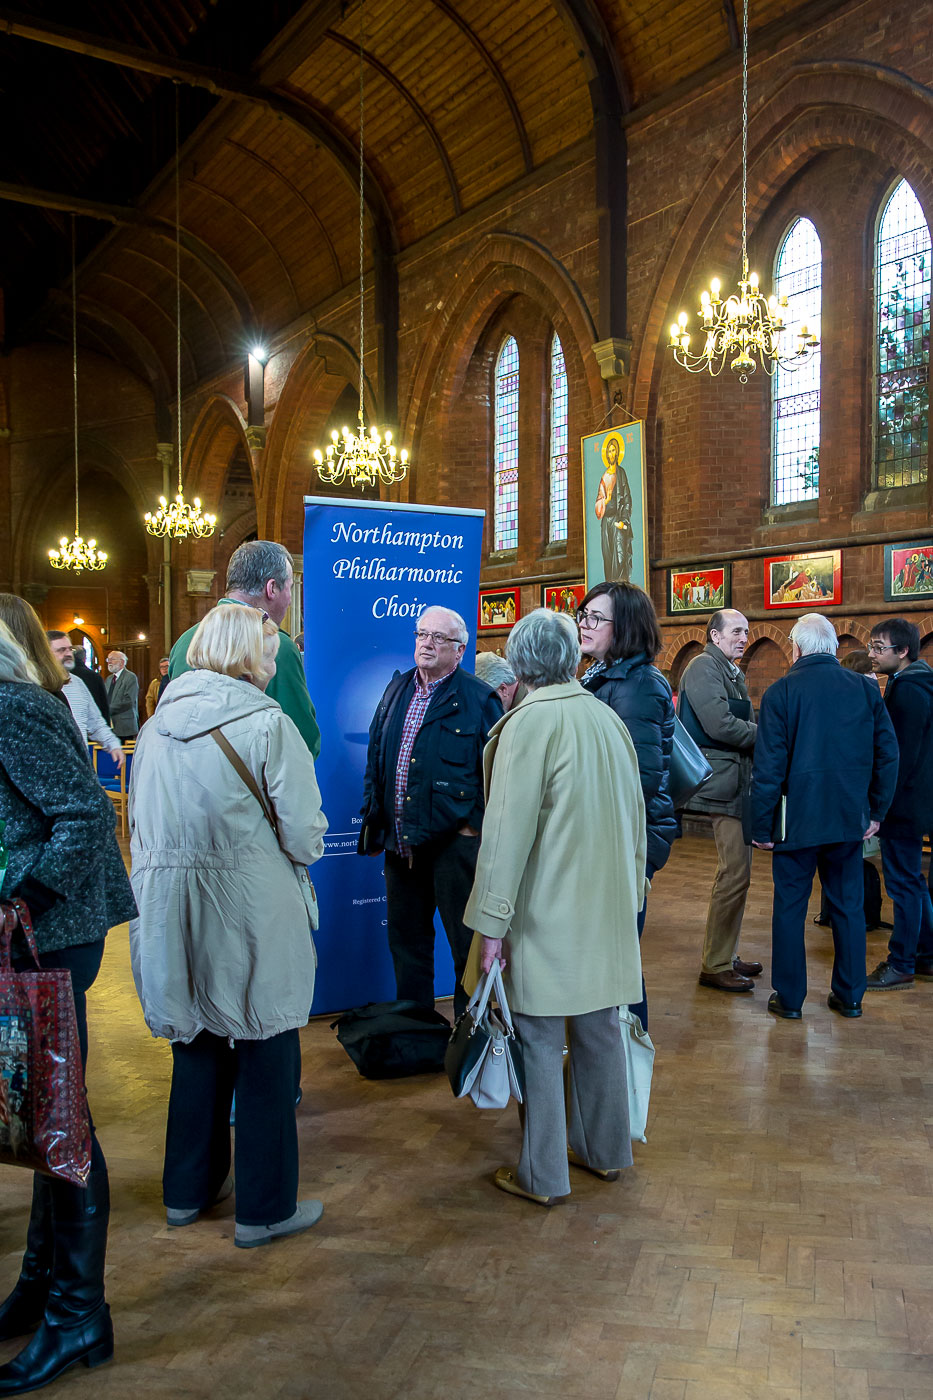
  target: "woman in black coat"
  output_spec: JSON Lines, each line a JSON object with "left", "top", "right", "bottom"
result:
{"left": 578, "top": 582, "right": 678, "bottom": 1028}
{"left": 0, "top": 619, "right": 136, "bottom": 1394}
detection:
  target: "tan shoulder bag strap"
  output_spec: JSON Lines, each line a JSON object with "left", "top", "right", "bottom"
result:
{"left": 209, "top": 727, "right": 279, "bottom": 841}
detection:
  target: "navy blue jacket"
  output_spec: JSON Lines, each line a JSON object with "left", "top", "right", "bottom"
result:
{"left": 360, "top": 665, "right": 503, "bottom": 854}
{"left": 582, "top": 653, "right": 679, "bottom": 873}
{"left": 750, "top": 653, "right": 899, "bottom": 850}
{"left": 880, "top": 659, "right": 933, "bottom": 837}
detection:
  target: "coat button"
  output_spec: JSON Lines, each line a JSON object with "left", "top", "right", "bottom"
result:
{"left": 455, "top": 728, "right": 460, "bottom": 733}
{"left": 498, "top": 902, "right": 509, "bottom": 913}
{"left": 406, "top": 795, "right": 411, "bottom": 801}
{"left": 410, "top": 758, "right": 416, "bottom": 763}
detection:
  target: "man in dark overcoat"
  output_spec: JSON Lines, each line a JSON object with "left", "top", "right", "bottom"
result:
{"left": 866, "top": 617, "right": 933, "bottom": 988}
{"left": 750, "top": 613, "right": 899, "bottom": 1019}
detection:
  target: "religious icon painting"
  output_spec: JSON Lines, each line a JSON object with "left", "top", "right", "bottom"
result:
{"left": 883, "top": 540, "right": 933, "bottom": 601}
{"left": 581, "top": 423, "right": 648, "bottom": 590}
{"left": 542, "top": 582, "right": 585, "bottom": 615}
{"left": 667, "top": 565, "right": 731, "bottom": 615}
{"left": 763, "top": 550, "right": 842, "bottom": 609}
{"left": 477, "top": 587, "right": 520, "bottom": 632}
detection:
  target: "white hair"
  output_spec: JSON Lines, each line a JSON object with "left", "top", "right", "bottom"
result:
{"left": 790, "top": 613, "right": 838, "bottom": 656}
{"left": 107, "top": 650, "right": 128, "bottom": 664}
{"left": 420, "top": 604, "right": 468, "bottom": 645}
{"left": 506, "top": 609, "right": 580, "bottom": 687}
{"left": 0, "top": 619, "right": 40, "bottom": 684}
{"left": 474, "top": 652, "right": 516, "bottom": 690}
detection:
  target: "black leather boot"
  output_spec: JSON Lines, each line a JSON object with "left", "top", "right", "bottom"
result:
{"left": 0, "top": 1176, "right": 53, "bottom": 1342}
{"left": 0, "top": 1166, "right": 113, "bottom": 1395}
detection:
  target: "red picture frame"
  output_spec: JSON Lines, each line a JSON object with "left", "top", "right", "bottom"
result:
{"left": 477, "top": 587, "right": 520, "bottom": 632}
{"left": 542, "top": 582, "right": 585, "bottom": 615}
{"left": 763, "top": 550, "right": 843, "bottom": 609}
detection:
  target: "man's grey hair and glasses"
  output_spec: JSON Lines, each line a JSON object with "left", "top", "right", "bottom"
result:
{"left": 415, "top": 606, "right": 469, "bottom": 646}
{"left": 790, "top": 613, "right": 838, "bottom": 656}
{"left": 506, "top": 608, "right": 581, "bottom": 688}
{"left": 226, "top": 540, "right": 292, "bottom": 597}
{"left": 474, "top": 652, "right": 516, "bottom": 690}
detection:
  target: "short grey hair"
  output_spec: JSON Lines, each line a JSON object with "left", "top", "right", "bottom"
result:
{"left": 506, "top": 608, "right": 580, "bottom": 687}
{"left": 108, "top": 650, "right": 128, "bottom": 664}
{"left": 226, "top": 540, "right": 292, "bottom": 597}
{"left": 790, "top": 613, "right": 838, "bottom": 656}
{"left": 0, "top": 619, "right": 39, "bottom": 684}
{"left": 420, "top": 604, "right": 468, "bottom": 645}
{"left": 474, "top": 652, "right": 516, "bottom": 690}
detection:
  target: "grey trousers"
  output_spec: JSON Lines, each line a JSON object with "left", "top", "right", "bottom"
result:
{"left": 512, "top": 1007, "right": 633, "bottom": 1199}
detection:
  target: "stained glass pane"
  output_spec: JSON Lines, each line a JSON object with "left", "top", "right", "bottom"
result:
{"left": 771, "top": 218, "right": 821, "bottom": 505}
{"left": 875, "top": 179, "right": 930, "bottom": 489}
{"left": 494, "top": 336, "right": 519, "bottom": 550}
{"left": 549, "top": 334, "right": 568, "bottom": 543}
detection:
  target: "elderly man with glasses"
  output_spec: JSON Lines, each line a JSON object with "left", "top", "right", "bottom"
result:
{"left": 359, "top": 605, "right": 503, "bottom": 1016}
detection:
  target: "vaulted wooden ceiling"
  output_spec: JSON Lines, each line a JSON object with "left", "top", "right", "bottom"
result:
{"left": 0, "top": 0, "right": 841, "bottom": 393}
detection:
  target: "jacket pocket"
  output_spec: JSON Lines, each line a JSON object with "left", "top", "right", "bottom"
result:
{"left": 437, "top": 723, "right": 474, "bottom": 767}
{"left": 430, "top": 776, "right": 477, "bottom": 830}
{"left": 703, "top": 750, "right": 742, "bottom": 802}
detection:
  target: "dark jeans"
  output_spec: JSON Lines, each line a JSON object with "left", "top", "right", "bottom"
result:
{"left": 163, "top": 1028, "right": 300, "bottom": 1227}
{"left": 880, "top": 835, "right": 933, "bottom": 974}
{"left": 627, "top": 862, "right": 657, "bottom": 1032}
{"left": 384, "top": 834, "right": 479, "bottom": 1018}
{"left": 772, "top": 842, "right": 866, "bottom": 1009}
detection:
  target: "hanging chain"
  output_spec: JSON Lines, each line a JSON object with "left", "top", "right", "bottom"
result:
{"left": 71, "top": 215, "right": 80, "bottom": 537}
{"left": 741, "top": 0, "right": 749, "bottom": 274}
{"left": 175, "top": 84, "right": 183, "bottom": 495}
{"left": 357, "top": 0, "right": 366, "bottom": 430}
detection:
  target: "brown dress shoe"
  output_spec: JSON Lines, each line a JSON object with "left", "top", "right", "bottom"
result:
{"left": 733, "top": 956, "right": 763, "bottom": 977}
{"left": 699, "top": 969, "right": 754, "bottom": 992}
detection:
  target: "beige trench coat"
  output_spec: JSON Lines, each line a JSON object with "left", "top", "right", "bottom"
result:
{"left": 463, "top": 681, "right": 646, "bottom": 1017}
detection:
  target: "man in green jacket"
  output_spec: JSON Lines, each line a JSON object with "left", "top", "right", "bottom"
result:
{"left": 168, "top": 539, "right": 321, "bottom": 759}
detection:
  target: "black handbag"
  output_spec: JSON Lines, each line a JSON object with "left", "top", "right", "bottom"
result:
{"left": 331, "top": 999, "right": 451, "bottom": 1079}
{"left": 445, "top": 964, "right": 524, "bottom": 1109}
{"left": 668, "top": 714, "right": 713, "bottom": 809}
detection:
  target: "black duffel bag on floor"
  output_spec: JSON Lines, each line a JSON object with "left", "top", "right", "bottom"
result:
{"left": 331, "top": 999, "right": 451, "bottom": 1079}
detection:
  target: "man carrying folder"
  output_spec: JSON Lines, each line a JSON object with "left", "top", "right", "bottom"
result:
{"left": 750, "top": 614, "right": 898, "bottom": 1019}
{"left": 678, "top": 609, "right": 760, "bottom": 992}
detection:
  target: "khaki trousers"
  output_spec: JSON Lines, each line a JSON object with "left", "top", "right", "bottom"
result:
{"left": 701, "top": 814, "right": 753, "bottom": 974}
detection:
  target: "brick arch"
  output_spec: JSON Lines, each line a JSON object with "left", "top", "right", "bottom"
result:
{"left": 631, "top": 62, "right": 933, "bottom": 422}
{"left": 658, "top": 625, "right": 706, "bottom": 671}
{"left": 402, "top": 232, "right": 605, "bottom": 504}
{"left": 831, "top": 618, "right": 872, "bottom": 648}
{"left": 745, "top": 623, "right": 794, "bottom": 663}
{"left": 263, "top": 336, "right": 380, "bottom": 550}
{"left": 178, "top": 396, "right": 255, "bottom": 579}
{"left": 666, "top": 639, "right": 704, "bottom": 688}
{"left": 743, "top": 636, "right": 790, "bottom": 708}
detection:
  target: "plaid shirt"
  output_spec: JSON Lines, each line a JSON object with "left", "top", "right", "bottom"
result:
{"left": 394, "top": 668, "right": 457, "bottom": 855}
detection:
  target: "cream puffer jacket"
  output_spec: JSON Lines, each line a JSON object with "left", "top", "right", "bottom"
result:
{"left": 128, "top": 669, "right": 327, "bottom": 1043}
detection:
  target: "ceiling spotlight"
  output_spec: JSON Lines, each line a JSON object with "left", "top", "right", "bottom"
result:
{"left": 251, "top": 345, "right": 268, "bottom": 365}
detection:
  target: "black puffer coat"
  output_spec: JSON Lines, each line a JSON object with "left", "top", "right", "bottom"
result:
{"left": 582, "top": 652, "right": 679, "bottom": 873}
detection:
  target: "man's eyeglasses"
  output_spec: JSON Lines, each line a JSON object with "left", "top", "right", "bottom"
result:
{"left": 414, "top": 630, "right": 462, "bottom": 646}
{"left": 576, "top": 608, "right": 612, "bottom": 629}
{"left": 867, "top": 642, "right": 896, "bottom": 654}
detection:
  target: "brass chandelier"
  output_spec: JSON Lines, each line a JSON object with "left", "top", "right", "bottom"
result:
{"left": 49, "top": 217, "right": 107, "bottom": 573}
{"left": 313, "top": 0, "right": 409, "bottom": 488}
{"left": 668, "top": 0, "right": 818, "bottom": 382}
{"left": 145, "top": 89, "right": 216, "bottom": 539}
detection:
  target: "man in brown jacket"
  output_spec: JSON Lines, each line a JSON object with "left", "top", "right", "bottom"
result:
{"left": 677, "top": 610, "right": 761, "bottom": 992}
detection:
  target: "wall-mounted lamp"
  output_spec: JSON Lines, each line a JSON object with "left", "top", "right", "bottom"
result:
{"left": 72, "top": 614, "right": 84, "bottom": 626}
{"left": 138, "top": 632, "right": 147, "bottom": 642}
{"left": 250, "top": 345, "right": 268, "bottom": 365}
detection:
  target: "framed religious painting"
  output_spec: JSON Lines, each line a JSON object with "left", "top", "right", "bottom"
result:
{"left": 667, "top": 564, "right": 731, "bottom": 615}
{"left": 542, "top": 582, "right": 585, "bottom": 615}
{"left": 581, "top": 422, "right": 648, "bottom": 590}
{"left": 763, "top": 550, "right": 842, "bottom": 609}
{"left": 884, "top": 540, "right": 933, "bottom": 602}
{"left": 477, "top": 587, "right": 520, "bottom": 632}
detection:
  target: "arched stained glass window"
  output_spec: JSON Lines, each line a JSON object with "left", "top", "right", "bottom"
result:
{"left": 771, "top": 217, "right": 822, "bottom": 505}
{"left": 875, "top": 179, "right": 930, "bottom": 488}
{"left": 494, "top": 336, "right": 519, "bottom": 550}
{"left": 548, "top": 334, "right": 568, "bottom": 543}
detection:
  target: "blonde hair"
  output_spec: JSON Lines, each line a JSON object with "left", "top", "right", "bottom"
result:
{"left": 0, "top": 593, "right": 67, "bottom": 693}
{"left": 186, "top": 605, "right": 280, "bottom": 681}
{"left": 0, "top": 618, "right": 41, "bottom": 685}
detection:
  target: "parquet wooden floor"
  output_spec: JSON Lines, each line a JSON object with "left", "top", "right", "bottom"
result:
{"left": 2, "top": 837, "right": 932, "bottom": 1399}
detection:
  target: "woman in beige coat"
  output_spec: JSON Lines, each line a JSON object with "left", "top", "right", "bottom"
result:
{"left": 465, "top": 608, "right": 646, "bottom": 1206}
{"left": 129, "top": 606, "right": 328, "bottom": 1248}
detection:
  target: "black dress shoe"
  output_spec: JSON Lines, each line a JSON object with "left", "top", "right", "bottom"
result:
{"left": 827, "top": 992, "right": 862, "bottom": 1018}
{"left": 767, "top": 992, "right": 802, "bottom": 1020}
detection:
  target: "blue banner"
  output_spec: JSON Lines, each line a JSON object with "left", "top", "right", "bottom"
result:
{"left": 302, "top": 496, "right": 485, "bottom": 1014}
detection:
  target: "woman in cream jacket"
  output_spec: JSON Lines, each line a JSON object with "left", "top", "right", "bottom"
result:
{"left": 465, "top": 608, "right": 646, "bottom": 1206}
{"left": 129, "top": 606, "right": 327, "bottom": 1249}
